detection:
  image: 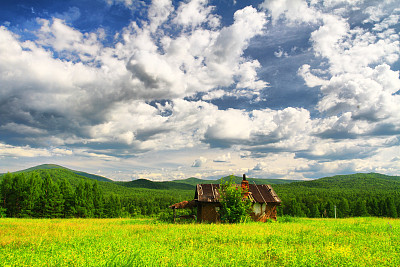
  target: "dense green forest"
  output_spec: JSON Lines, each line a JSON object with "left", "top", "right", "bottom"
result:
{"left": 0, "top": 168, "right": 192, "bottom": 218}
{"left": 274, "top": 173, "right": 400, "bottom": 218}
{"left": 0, "top": 165, "right": 399, "bottom": 219}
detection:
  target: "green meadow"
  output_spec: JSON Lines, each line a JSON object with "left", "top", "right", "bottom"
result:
{"left": 1, "top": 217, "right": 399, "bottom": 266}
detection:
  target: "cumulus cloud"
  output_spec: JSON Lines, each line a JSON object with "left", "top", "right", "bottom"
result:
{"left": 0, "top": 2, "right": 267, "bottom": 153}
{"left": 173, "top": 0, "right": 220, "bottom": 29}
{"left": 0, "top": 143, "right": 73, "bottom": 158}
{"left": 260, "top": 0, "right": 322, "bottom": 24}
{"left": 213, "top": 153, "right": 231, "bottom": 163}
{"left": 192, "top": 157, "right": 207, "bottom": 167}
{"left": 2, "top": 0, "right": 400, "bottom": 180}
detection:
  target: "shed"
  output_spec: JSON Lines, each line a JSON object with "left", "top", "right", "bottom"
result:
{"left": 170, "top": 174, "right": 282, "bottom": 223}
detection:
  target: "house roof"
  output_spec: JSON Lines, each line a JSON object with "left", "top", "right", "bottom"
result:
{"left": 194, "top": 184, "right": 281, "bottom": 204}
{"left": 169, "top": 200, "right": 197, "bottom": 209}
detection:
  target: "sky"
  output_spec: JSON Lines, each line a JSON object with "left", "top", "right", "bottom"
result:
{"left": 0, "top": 0, "right": 399, "bottom": 181}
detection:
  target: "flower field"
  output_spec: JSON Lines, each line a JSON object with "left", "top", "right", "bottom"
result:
{"left": 0, "top": 217, "right": 399, "bottom": 266}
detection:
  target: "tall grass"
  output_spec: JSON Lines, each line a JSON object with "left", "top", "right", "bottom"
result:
{"left": 0, "top": 217, "right": 398, "bottom": 266}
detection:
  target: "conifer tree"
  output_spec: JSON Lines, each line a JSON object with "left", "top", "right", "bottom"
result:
{"left": 354, "top": 199, "right": 368, "bottom": 217}
{"left": 38, "top": 173, "right": 64, "bottom": 218}
{"left": 22, "top": 172, "right": 42, "bottom": 217}
{"left": 84, "top": 181, "right": 95, "bottom": 217}
{"left": 92, "top": 182, "right": 104, "bottom": 218}
{"left": 74, "top": 181, "right": 88, "bottom": 217}
{"left": 59, "top": 179, "right": 76, "bottom": 218}
{"left": 310, "top": 204, "right": 320, "bottom": 218}
{"left": 1, "top": 173, "right": 16, "bottom": 217}
{"left": 338, "top": 198, "right": 350, "bottom": 218}
{"left": 386, "top": 197, "right": 398, "bottom": 218}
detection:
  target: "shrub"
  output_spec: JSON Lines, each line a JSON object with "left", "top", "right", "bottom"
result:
{"left": 219, "top": 175, "right": 251, "bottom": 223}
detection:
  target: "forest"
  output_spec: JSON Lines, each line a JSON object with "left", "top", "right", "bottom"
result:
{"left": 0, "top": 167, "right": 399, "bottom": 219}
{"left": 0, "top": 169, "right": 191, "bottom": 218}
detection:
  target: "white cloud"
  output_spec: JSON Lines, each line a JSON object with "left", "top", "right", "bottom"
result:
{"left": 274, "top": 48, "right": 288, "bottom": 58}
{"left": 260, "top": 0, "right": 322, "bottom": 24}
{"left": 2, "top": 0, "right": 400, "bottom": 180}
{"left": 0, "top": 143, "right": 51, "bottom": 158}
{"left": 0, "top": 143, "right": 73, "bottom": 158}
{"left": 36, "top": 18, "right": 102, "bottom": 62}
{"left": 105, "top": 0, "right": 137, "bottom": 8}
{"left": 173, "top": 0, "right": 219, "bottom": 29}
{"left": 148, "top": 0, "right": 174, "bottom": 32}
{"left": 214, "top": 153, "right": 231, "bottom": 163}
{"left": 298, "top": 64, "right": 329, "bottom": 87}
{"left": 192, "top": 157, "right": 207, "bottom": 167}
{"left": 202, "top": 89, "right": 226, "bottom": 100}
{"left": 122, "top": 5, "right": 267, "bottom": 100}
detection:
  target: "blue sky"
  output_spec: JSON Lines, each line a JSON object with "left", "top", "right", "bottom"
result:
{"left": 1, "top": 0, "right": 399, "bottom": 181}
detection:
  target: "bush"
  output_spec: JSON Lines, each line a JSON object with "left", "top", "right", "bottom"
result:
{"left": 219, "top": 175, "right": 251, "bottom": 223}
{"left": 157, "top": 209, "right": 174, "bottom": 223}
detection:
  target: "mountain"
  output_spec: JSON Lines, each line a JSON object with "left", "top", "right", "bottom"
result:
{"left": 4, "top": 164, "right": 399, "bottom": 193}
{"left": 16, "top": 164, "right": 113, "bottom": 182}
{"left": 275, "top": 173, "right": 400, "bottom": 191}
{"left": 172, "top": 176, "right": 297, "bottom": 186}
{"left": 115, "top": 179, "right": 195, "bottom": 190}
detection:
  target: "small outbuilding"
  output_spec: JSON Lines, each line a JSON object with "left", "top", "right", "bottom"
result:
{"left": 170, "top": 174, "right": 282, "bottom": 223}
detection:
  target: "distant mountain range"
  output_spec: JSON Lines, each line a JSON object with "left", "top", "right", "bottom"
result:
{"left": 277, "top": 173, "right": 400, "bottom": 191}
{"left": 1, "top": 164, "right": 399, "bottom": 192}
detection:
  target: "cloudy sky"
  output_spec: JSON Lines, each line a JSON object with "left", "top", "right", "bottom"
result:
{"left": 0, "top": 0, "right": 399, "bottom": 181}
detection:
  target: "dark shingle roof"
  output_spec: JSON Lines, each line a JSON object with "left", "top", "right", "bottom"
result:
{"left": 195, "top": 184, "right": 281, "bottom": 204}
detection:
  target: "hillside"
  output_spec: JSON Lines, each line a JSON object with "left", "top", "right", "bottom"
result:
{"left": 0, "top": 166, "right": 193, "bottom": 199}
{"left": 1, "top": 165, "right": 400, "bottom": 218}
{"left": 277, "top": 173, "right": 400, "bottom": 191}
{"left": 16, "top": 164, "right": 113, "bottom": 182}
{"left": 172, "top": 176, "right": 297, "bottom": 186}
{"left": 115, "top": 179, "right": 195, "bottom": 190}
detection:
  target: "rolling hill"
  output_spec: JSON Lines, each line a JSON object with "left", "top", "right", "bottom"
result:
{"left": 2, "top": 164, "right": 399, "bottom": 218}
{"left": 3, "top": 164, "right": 400, "bottom": 193}
{"left": 276, "top": 173, "right": 400, "bottom": 191}
{"left": 15, "top": 164, "right": 113, "bottom": 182}
{"left": 115, "top": 179, "right": 195, "bottom": 190}
{"left": 172, "top": 176, "right": 297, "bottom": 186}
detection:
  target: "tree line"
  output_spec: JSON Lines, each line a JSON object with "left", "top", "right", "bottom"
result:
{"left": 0, "top": 171, "right": 109, "bottom": 218}
{"left": 1, "top": 170, "right": 399, "bottom": 219}
{"left": 0, "top": 170, "right": 192, "bottom": 218}
{"left": 275, "top": 188, "right": 400, "bottom": 218}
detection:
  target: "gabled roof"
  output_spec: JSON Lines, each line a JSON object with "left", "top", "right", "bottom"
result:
{"left": 194, "top": 184, "right": 281, "bottom": 204}
{"left": 169, "top": 200, "right": 197, "bottom": 209}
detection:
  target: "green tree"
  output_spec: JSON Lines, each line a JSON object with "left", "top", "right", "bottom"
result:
{"left": 92, "top": 182, "right": 104, "bottom": 218}
{"left": 59, "top": 179, "right": 76, "bottom": 218}
{"left": 386, "top": 197, "right": 398, "bottom": 218}
{"left": 354, "top": 199, "right": 369, "bottom": 217}
{"left": 309, "top": 204, "right": 320, "bottom": 218}
{"left": 38, "top": 173, "right": 64, "bottom": 218}
{"left": 338, "top": 198, "right": 350, "bottom": 218}
{"left": 219, "top": 175, "right": 251, "bottom": 223}
{"left": 0, "top": 173, "right": 14, "bottom": 217}
{"left": 84, "top": 181, "right": 95, "bottom": 217}
{"left": 21, "top": 172, "right": 42, "bottom": 217}
{"left": 105, "top": 194, "right": 122, "bottom": 218}
{"left": 325, "top": 200, "right": 335, "bottom": 218}
{"left": 75, "top": 181, "right": 88, "bottom": 217}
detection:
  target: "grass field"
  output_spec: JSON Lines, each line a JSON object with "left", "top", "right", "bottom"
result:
{"left": 0, "top": 217, "right": 399, "bottom": 266}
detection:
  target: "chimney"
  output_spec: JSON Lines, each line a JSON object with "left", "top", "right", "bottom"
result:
{"left": 241, "top": 174, "right": 249, "bottom": 198}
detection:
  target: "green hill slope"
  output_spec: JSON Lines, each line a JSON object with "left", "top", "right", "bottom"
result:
{"left": 173, "top": 176, "right": 297, "bottom": 186}
{"left": 17, "top": 164, "right": 113, "bottom": 182}
{"left": 115, "top": 179, "right": 195, "bottom": 190}
{"left": 278, "top": 173, "right": 400, "bottom": 191}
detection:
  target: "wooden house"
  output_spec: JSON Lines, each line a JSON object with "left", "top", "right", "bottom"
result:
{"left": 170, "top": 174, "right": 281, "bottom": 223}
